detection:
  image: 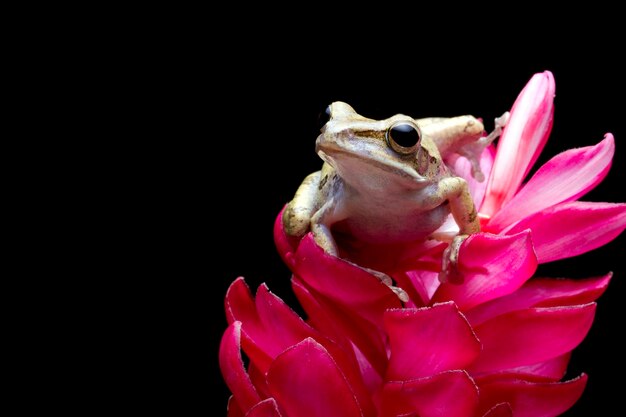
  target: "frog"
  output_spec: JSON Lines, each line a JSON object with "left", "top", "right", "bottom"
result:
{"left": 282, "top": 101, "right": 508, "bottom": 299}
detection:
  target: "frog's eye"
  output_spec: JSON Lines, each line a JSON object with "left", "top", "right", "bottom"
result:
{"left": 317, "top": 105, "right": 332, "bottom": 130}
{"left": 386, "top": 121, "right": 421, "bottom": 155}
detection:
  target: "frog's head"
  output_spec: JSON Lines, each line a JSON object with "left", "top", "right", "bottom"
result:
{"left": 315, "top": 101, "right": 439, "bottom": 190}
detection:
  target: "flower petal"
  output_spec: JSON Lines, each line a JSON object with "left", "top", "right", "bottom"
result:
{"left": 291, "top": 275, "right": 389, "bottom": 378}
{"left": 497, "top": 353, "right": 571, "bottom": 382}
{"left": 394, "top": 269, "right": 438, "bottom": 306}
{"left": 481, "top": 403, "right": 513, "bottom": 417}
{"left": 294, "top": 234, "right": 402, "bottom": 326}
{"left": 432, "top": 231, "right": 537, "bottom": 310}
{"left": 466, "top": 274, "right": 611, "bottom": 326}
{"left": 488, "top": 134, "right": 615, "bottom": 231}
{"left": 384, "top": 302, "right": 481, "bottom": 380}
{"left": 225, "top": 278, "right": 315, "bottom": 372}
{"left": 476, "top": 374, "right": 587, "bottom": 417}
{"left": 505, "top": 201, "right": 626, "bottom": 263}
{"left": 481, "top": 71, "right": 555, "bottom": 217}
{"left": 246, "top": 398, "right": 283, "bottom": 417}
{"left": 289, "top": 279, "right": 379, "bottom": 416}
{"left": 380, "top": 370, "right": 479, "bottom": 417}
{"left": 469, "top": 303, "right": 596, "bottom": 374}
{"left": 292, "top": 276, "right": 386, "bottom": 393}
{"left": 219, "top": 322, "right": 261, "bottom": 414}
{"left": 267, "top": 338, "right": 364, "bottom": 417}
{"left": 228, "top": 396, "right": 245, "bottom": 417}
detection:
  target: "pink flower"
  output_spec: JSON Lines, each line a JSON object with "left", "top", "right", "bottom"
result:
{"left": 452, "top": 71, "right": 626, "bottom": 265}
{"left": 220, "top": 72, "right": 625, "bottom": 417}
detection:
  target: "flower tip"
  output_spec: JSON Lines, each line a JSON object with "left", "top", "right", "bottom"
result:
{"left": 603, "top": 132, "right": 615, "bottom": 143}
{"left": 525, "top": 70, "right": 556, "bottom": 99}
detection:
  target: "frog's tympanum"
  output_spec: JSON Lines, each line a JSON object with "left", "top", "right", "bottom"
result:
{"left": 283, "top": 102, "right": 507, "bottom": 299}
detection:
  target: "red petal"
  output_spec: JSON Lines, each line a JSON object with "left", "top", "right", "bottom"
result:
{"left": 267, "top": 338, "right": 364, "bottom": 417}
{"left": 228, "top": 396, "right": 245, "bottom": 417}
{"left": 488, "top": 134, "right": 615, "bottom": 231}
{"left": 432, "top": 231, "right": 537, "bottom": 310}
{"left": 225, "top": 277, "right": 257, "bottom": 326}
{"left": 476, "top": 374, "right": 587, "bottom": 417}
{"left": 246, "top": 398, "right": 283, "bottom": 417}
{"left": 469, "top": 303, "right": 596, "bottom": 374}
{"left": 481, "top": 71, "right": 555, "bottom": 217}
{"left": 219, "top": 322, "right": 261, "bottom": 414}
{"left": 466, "top": 274, "right": 611, "bottom": 326}
{"left": 380, "top": 370, "right": 479, "bottom": 417}
{"left": 384, "top": 302, "right": 481, "bottom": 381}
{"left": 505, "top": 201, "right": 626, "bottom": 263}
{"left": 481, "top": 403, "right": 513, "bottom": 417}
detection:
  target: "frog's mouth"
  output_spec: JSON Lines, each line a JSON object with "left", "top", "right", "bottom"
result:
{"left": 317, "top": 144, "right": 429, "bottom": 187}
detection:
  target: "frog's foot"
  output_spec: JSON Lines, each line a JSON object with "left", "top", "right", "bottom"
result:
{"left": 458, "top": 111, "right": 510, "bottom": 182}
{"left": 359, "top": 264, "right": 409, "bottom": 302}
{"left": 438, "top": 234, "right": 469, "bottom": 285}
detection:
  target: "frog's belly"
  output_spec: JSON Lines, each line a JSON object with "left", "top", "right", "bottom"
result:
{"left": 336, "top": 204, "right": 451, "bottom": 244}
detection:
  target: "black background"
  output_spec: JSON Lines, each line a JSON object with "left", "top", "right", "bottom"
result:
{"left": 197, "top": 34, "right": 625, "bottom": 416}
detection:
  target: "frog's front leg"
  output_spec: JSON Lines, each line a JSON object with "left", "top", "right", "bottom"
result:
{"left": 282, "top": 170, "right": 323, "bottom": 238}
{"left": 420, "top": 112, "right": 509, "bottom": 182}
{"left": 430, "top": 176, "right": 480, "bottom": 284}
{"left": 310, "top": 198, "right": 341, "bottom": 256}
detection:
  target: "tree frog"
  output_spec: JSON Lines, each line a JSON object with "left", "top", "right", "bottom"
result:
{"left": 282, "top": 101, "right": 507, "bottom": 295}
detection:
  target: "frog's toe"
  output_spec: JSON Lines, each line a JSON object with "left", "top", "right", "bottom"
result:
{"left": 439, "top": 234, "right": 468, "bottom": 284}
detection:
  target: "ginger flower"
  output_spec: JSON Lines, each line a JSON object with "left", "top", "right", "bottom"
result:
{"left": 220, "top": 71, "right": 626, "bottom": 417}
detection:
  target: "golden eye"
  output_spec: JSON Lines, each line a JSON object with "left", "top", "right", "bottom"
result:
{"left": 386, "top": 121, "right": 421, "bottom": 155}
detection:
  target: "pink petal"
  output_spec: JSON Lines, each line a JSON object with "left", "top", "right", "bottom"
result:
{"left": 488, "top": 134, "right": 615, "bottom": 232}
{"left": 219, "top": 322, "right": 261, "bottom": 414}
{"left": 293, "top": 233, "right": 402, "bottom": 331}
{"left": 497, "top": 353, "right": 571, "bottom": 382}
{"left": 292, "top": 275, "right": 389, "bottom": 379}
{"left": 469, "top": 303, "right": 596, "bottom": 374}
{"left": 291, "top": 278, "right": 385, "bottom": 395}
{"left": 380, "top": 370, "right": 479, "bottom": 417}
{"left": 476, "top": 374, "right": 587, "bottom": 417}
{"left": 290, "top": 278, "right": 355, "bottom": 352}
{"left": 481, "top": 403, "right": 513, "bottom": 417}
{"left": 432, "top": 231, "right": 537, "bottom": 310}
{"left": 448, "top": 144, "right": 496, "bottom": 209}
{"left": 466, "top": 274, "right": 611, "bottom": 326}
{"left": 384, "top": 302, "right": 481, "bottom": 381}
{"left": 225, "top": 278, "right": 315, "bottom": 373}
{"left": 267, "top": 338, "right": 364, "bottom": 417}
{"left": 481, "top": 71, "right": 555, "bottom": 217}
{"left": 254, "top": 283, "right": 318, "bottom": 355}
{"left": 505, "top": 201, "right": 626, "bottom": 263}
{"left": 246, "top": 399, "right": 283, "bottom": 417}
{"left": 393, "top": 269, "right": 437, "bottom": 306}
